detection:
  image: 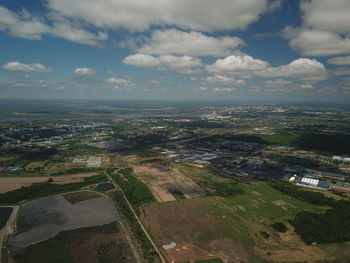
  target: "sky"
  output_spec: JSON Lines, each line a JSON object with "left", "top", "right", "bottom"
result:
{"left": 1, "top": 0, "right": 350, "bottom": 102}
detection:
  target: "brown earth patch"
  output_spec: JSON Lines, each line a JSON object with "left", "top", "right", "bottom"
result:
{"left": 134, "top": 163, "right": 206, "bottom": 202}
{"left": 141, "top": 198, "right": 255, "bottom": 263}
{"left": 63, "top": 191, "right": 102, "bottom": 204}
{"left": 0, "top": 172, "right": 99, "bottom": 193}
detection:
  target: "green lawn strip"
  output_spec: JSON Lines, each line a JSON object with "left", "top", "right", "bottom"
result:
{"left": 110, "top": 191, "right": 159, "bottom": 262}
{"left": 108, "top": 167, "right": 154, "bottom": 215}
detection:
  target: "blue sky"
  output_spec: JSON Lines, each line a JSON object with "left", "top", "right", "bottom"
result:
{"left": 1, "top": 0, "right": 350, "bottom": 102}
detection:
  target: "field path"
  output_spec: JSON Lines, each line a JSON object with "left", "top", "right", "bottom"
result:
{"left": 0, "top": 205, "right": 19, "bottom": 262}
{"left": 104, "top": 170, "right": 166, "bottom": 263}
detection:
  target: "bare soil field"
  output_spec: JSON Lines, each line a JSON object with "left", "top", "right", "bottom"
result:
{"left": 134, "top": 163, "right": 206, "bottom": 202}
{"left": 140, "top": 198, "right": 257, "bottom": 263}
{"left": 0, "top": 172, "right": 99, "bottom": 193}
{"left": 63, "top": 191, "right": 101, "bottom": 204}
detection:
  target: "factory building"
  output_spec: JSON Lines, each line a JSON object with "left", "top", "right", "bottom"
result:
{"left": 296, "top": 177, "right": 329, "bottom": 190}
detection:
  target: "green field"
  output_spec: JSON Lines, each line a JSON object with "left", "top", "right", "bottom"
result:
{"left": 142, "top": 180, "right": 335, "bottom": 262}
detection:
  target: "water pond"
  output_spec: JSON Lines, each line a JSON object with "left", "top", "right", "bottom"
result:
{"left": 94, "top": 182, "right": 115, "bottom": 191}
{"left": 0, "top": 207, "right": 13, "bottom": 229}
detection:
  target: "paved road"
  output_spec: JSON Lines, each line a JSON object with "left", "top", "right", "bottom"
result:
{"left": 0, "top": 205, "right": 19, "bottom": 262}
{"left": 104, "top": 170, "right": 167, "bottom": 263}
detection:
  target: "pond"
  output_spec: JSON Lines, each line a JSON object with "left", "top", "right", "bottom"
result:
{"left": 0, "top": 207, "right": 13, "bottom": 230}
{"left": 10, "top": 195, "right": 117, "bottom": 254}
{"left": 94, "top": 182, "right": 115, "bottom": 191}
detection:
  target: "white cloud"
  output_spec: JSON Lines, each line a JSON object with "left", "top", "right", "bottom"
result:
{"left": 283, "top": 0, "right": 350, "bottom": 56}
{"left": 298, "top": 84, "right": 314, "bottom": 90}
{"left": 283, "top": 27, "right": 350, "bottom": 56}
{"left": 193, "top": 86, "right": 208, "bottom": 92}
{"left": 0, "top": 7, "right": 49, "bottom": 40}
{"left": 74, "top": 67, "right": 96, "bottom": 75}
{"left": 213, "top": 87, "right": 235, "bottom": 92}
{"left": 257, "top": 58, "right": 328, "bottom": 81}
{"left": 46, "top": 0, "right": 268, "bottom": 32}
{"left": 206, "top": 54, "right": 328, "bottom": 81}
{"left": 105, "top": 77, "right": 135, "bottom": 86}
{"left": 137, "top": 29, "right": 243, "bottom": 57}
{"left": 159, "top": 55, "right": 202, "bottom": 74}
{"left": 2, "top": 61, "right": 52, "bottom": 72}
{"left": 333, "top": 67, "right": 350, "bottom": 76}
{"left": 264, "top": 79, "right": 292, "bottom": 88}
{"left": 123, "top": 53, "right": 202, "bottom": 74}
{"left": 150, "top": 80, "right": 161, "bottom": 85}
{"left": 0, "top": 6, "right": 108, "bottom": 46}
{"left": 328, "top": 56, "right": 350, "bottom": 65}
{"left": 205, "top": 54, "right": 268, "bottom": 73}
{"left": 123, "top": 54, "right": 162, "bottom": 68}
{"left": 106, "top": 70, "right": 117, "bottom": 75}
{"left": 204, "top": 75, "right": 246, "bottom": 85}
{"left": 301, "top": 0, "right": 350, "bottom": 34}
{"left": 266, "top": 0, "right": 285, "bottom": 13}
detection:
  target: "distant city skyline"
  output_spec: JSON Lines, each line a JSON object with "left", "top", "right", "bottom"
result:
{"left": 1, "top": 0, "right": 350, "bottom": 102}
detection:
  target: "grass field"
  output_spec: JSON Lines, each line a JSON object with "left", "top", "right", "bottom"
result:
{"left": 141, "top": 180, "right": 350, "bottom": 262}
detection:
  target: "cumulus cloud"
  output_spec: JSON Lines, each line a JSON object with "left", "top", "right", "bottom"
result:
{"left": 204, "top": 75, "right": 246, "bottom": 85}
{"left": 2, "top": 61, "right": 52, "bottom": 72}
{"left": 264, "top": 79, "right": 292, "bottom": 88}
{"left": 123, "top": 54, "right": 162, "bottom": 68}
{"left": 213, "top": 87, "right": 235, "bottom": 92}
{"left": 123, "top": 54, "right": 202, "bottom": 74}
{"left": 283, "top": 27, "right": 350, "bottom": 56}
{"left": 137, "top": 29, "right": 243, "bottom": 57}
{"left": 198, "top": 86, "right": 208, "bottom": 91}
{"left": 206, "top": 54, "right": 328, "bottom": 81}
{"left": 105, "top": 77, "right": 135, "bottom": 86}
{"left": 159, "top": 55, "right": 202, "bottom": 74}
{"left": 283, "top": 0, "right": 350, "bottom": 56}
{"left": 205, "top": 54, "right": 268, "bottom": 73}
{"left": 256, "top": 58, "right": 328, "bottom": 81}
{"left": 328, "top": 56, "right": 350, "bottom": 65}
{"left": 46, "top": 0, "right": 268, "bottom": 32}
{"left": 301, "top": 0, "right": 350, "bottom": 34}
{"left": 74, "top": 67, "right": 96, "bottom": 75}
{"left": 298, "top": 84, "right": 314, "bottom": 90}
{"left": 0, "top": 6, "right": 107, "bottom": 46}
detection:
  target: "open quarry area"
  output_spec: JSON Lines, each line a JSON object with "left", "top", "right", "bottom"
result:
{"left": 134, "top": 163, "right": 206, "bottom": 202}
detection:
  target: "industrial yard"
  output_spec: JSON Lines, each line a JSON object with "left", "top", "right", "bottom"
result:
{"left": 134, "top": 163, "right": 206, "bottom": 202}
